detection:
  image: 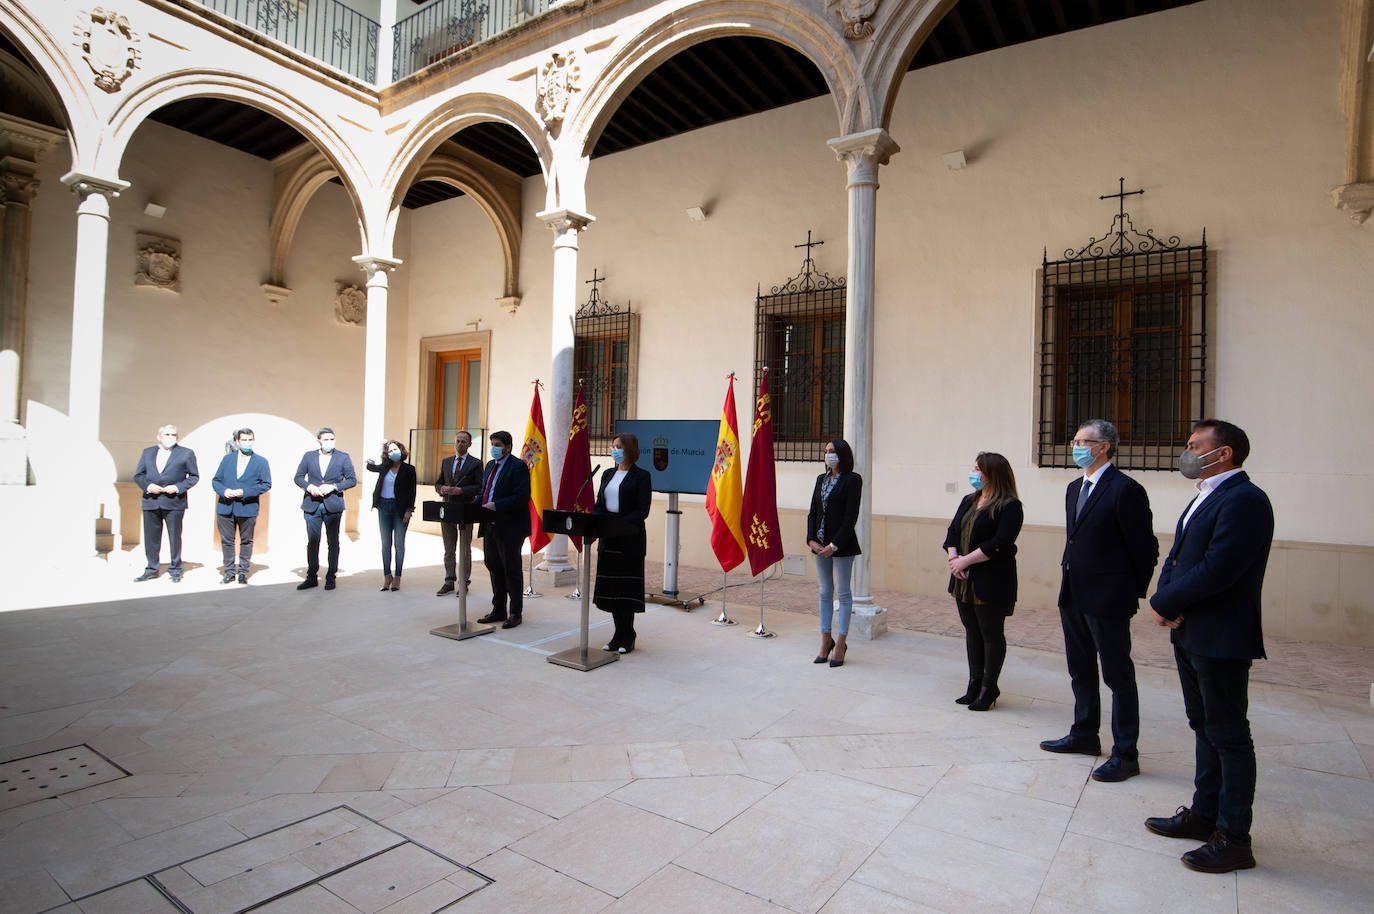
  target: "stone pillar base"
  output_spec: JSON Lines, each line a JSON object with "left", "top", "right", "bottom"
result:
{"left": 0, "top": 421, "right": 27, "bottom": 485}
{"left": 847, "top": 603, "right": 888, "bottom": 640}
{"left": 534, "top": 559, "right": 578, "bottom": 588}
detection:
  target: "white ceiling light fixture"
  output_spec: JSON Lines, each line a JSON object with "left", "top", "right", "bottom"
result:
{"left": 685, "top": 205, "right": 707, "bottom": 222}
{"left": 144, "top": 202, "right": 167, "bottom": 218}
{"left": 943, "top": 150, "right": 967, "bottom": 171}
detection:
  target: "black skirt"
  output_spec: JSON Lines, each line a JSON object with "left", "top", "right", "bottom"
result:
{"left": 593, "top": 527, "right": 646, "bottom": 614}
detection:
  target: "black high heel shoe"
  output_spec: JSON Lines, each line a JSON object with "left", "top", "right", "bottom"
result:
{"left": 829, "top": 643, "right": 848, "bottom": 667}
{"left": 955, "top": 679, "right": 982, "bottom": 705}
{"left": 968, "top": 686, "right": 1000, "bottom": 712}
{"left": 814, "top": 635, "right": 835, "bottom": 664}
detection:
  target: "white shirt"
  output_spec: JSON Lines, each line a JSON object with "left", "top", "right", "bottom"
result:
{"left": 604, "top": 469, "right": 627, "bottom": 513}
{"left": 1081, "top": 460, "right": 1112, "bottom": 497}
{"left": 1180, "top": 468, "right": 1244, "bottom": 530}
{"left": 318, "top": 451, "right": 333, "bottom": 477}
{"left": 155, "top": 446, "right": 171, "bottom": 473}
{"left": 236, "top": 453, "right": 251, "bottom": 477}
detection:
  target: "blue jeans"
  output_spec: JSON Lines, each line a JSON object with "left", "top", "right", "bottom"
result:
{"left": 1175, "top": 643, "right": 1256, "bottom": 843}
{"left": 378, "top": 498, "right": 408, "bottom": 576}
{"left": 816, "top": 553, "right": 854, "bottom": 635}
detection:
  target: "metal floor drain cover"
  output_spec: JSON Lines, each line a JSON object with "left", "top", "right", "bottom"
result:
{"left": 0, "top": 745, "right": 128, "bottom": 811}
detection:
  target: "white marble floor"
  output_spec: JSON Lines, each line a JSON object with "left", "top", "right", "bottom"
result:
{"left": 1, "top": 557, "right": 1371, "bottom": 913}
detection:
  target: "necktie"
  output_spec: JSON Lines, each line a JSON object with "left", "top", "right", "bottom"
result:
{"left": 1075, "top": 479, "right": 1093, "bottom": 520}
{"left": 482, "top": 460, "right": 500, "bottom": 503}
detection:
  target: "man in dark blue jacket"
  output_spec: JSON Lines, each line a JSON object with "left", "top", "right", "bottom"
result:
{"left": 211, "top": 428, "right": 272, "bottom": 584}
{"left": 1145, "top": 419, "right": 1273, "bottom": 874}
{"left": 132, "top": 424, "right": 199, "bottom": 582}
{"left": 476, "top": 430, "right": 531, "bottom": 628}
{"left": 1041, "top": 420, "right": 1158, "bottom": 783}
{"left": 293, "top": 427, "right": 357, "bottom": 591}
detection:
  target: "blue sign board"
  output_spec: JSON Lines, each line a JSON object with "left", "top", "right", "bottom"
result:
{"left": 615, "top": 419, "right": 717, "bottom": 495}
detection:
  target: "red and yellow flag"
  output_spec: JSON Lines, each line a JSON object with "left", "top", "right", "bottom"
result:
{"left": 705, "top": 374, "right": 746, "bottom": 572}
{"left": 742, "top": 368, "right": 783, "bottom": 576}
{"left": 555, "top": 383, "right": 594, "bottom": 552}
{"left": 522, "top": 384, "right": 554, "bottom": 554}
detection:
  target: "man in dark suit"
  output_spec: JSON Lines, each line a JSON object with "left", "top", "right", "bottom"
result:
{"left": 211, "top": 428, "right": 272, "bottom": 584}
{"left": 435, "top": 430, "right": 483, "bottom": 596}
{"left": 476, "top": 430, "right": 530, "bottom": 628}
{"left": 1041, "top": 420, "right": 1158, "bottom": 782}
{"left": 1145, "top": 419, "right": 1272, "bottom": 874}
{"left": 293, "top": 427, "right": 357, "bottom": 591}
{"left": 132, "top": 424, "right": 200, "bottom": 582}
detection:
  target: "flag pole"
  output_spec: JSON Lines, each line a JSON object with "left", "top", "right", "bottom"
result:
{"left": 712, "top": 571, "right": 736, "bottom": 625}
{"left": 523, "top": 550, "right": 542, "bottom": 598}
{"left": 749, "top": 569, "right": 776, "bottom": 638}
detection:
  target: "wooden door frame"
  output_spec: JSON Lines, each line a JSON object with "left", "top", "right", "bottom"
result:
{"left": 418, "top": 330, "right": 492, "bottom": 441}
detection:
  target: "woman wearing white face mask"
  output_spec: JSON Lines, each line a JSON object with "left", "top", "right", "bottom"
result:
{"left": 366, "top": 439, "right": 416, "bottom": 591}
{"left": 806, "top": 439, "right": 863, "bottom": 667}
{"left": 593, "top": 433, "right": 653, "bottom": 653}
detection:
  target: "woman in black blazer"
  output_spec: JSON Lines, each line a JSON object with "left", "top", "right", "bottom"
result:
{"left": 366, "top": 439, "right": 417, "bottom": 592}
{"left": 806, "top": 439, "right": 863, "bottom": 667}
{"left": 593, "top": 432, "right": 653, "bottom": 653}
{"left": 944, "top": 451, "right": 1023, "bottom": 711}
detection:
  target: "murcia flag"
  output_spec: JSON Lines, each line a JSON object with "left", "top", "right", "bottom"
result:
{"left": 705, "top": 374, "right": 746, "bottom": 572}
{"left": 522, "top": 384, "right": 554, "bottom": 554}
{"left": 555, "top": 382, "right": 594, "bottom": 551}
{"left": 742, "top": 368, "right": 783, "bottom": 576}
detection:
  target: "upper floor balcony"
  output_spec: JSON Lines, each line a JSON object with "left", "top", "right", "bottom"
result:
{"left": 190, "top": 0, "right": 549, "bottom": 86}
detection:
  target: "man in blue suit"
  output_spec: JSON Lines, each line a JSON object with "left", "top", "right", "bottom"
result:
{"left": 211, "top": 428, "right": 272, "bottom": 584}
{"left": 476, "top": 430, "right": 531, "bottom": 628}
{"left": 133, "top": 424, "right": 200, "bottom": 582}
{"left": 1041, "top": 420, "right": 1158, "bottom": 783}
{"left": 1145, "top": 419, "right": 1273, "bottom": 874}
{"left": 293, "top": 427, "right": 357, "bottom": 591}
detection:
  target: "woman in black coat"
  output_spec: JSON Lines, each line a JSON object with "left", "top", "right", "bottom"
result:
{"left": 366, "top": 439, "right": 416, "bottom": 591}
{"left": 806, "top": 439, "right": 862, "bottom": 667}
{"left": 593, "top": 433, "right": 653, "bottom": 653}
{"left": 944, "top": 451, "right": 1023, "bottom": 711}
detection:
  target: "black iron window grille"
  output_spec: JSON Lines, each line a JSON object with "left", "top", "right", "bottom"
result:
{"left": 574, "top": 270, "right": 637, "bottom": 451}
{"left": 1037, "top": 179, "right": 1208, "bottom": 471}
{"left": 755, "top": 233, "right": 846, "bottom": 462}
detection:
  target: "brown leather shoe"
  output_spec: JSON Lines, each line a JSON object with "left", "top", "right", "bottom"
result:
{"left": 1181, "top": 832, "right": 1256, "bottom": 873}
{"left": 436, "top": 583, "right": 455, "bottom": 596}
{"left": 1145, "top": 806, "right": 1216, "bottom": 841}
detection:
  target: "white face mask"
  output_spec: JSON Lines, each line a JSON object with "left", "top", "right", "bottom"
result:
{"left": 824, "top": 453, "right": 839, "bottom": 469}
{"left": 159, "top": 435, "right": 177, "bottom": 449}
{"left": 320, "top": 440, "right": 336, "bottom": 453}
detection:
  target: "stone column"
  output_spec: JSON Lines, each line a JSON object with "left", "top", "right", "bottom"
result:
{"left": 61, "top": 172, "right": 129, "bottom": 443}
{"left": 352, "top": 254, "right": 402, "bottom": 457}
{"left": 533, "top": 207, "right": 594, "bottom": 586}
{"left": 828, "top": 128, "right": 899, "bottom": 632}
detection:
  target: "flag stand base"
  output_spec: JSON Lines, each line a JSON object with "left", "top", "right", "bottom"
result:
{"left": 711, "top": 612, "right": 737, "bottom": 626}
{"left": 749, "top": 623, "right": 776, "bottom": 639}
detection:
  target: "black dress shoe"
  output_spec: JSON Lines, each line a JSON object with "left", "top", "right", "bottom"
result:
{"left": 297, "top": 579, "right": 318, "bottom": 590}
{"left": 477, "top": 612, "right": 506, "bottom": 624}
{"left": 1181, "top": 832, "right": 1256, "bottom": 873}
{"left": 220, "top": 572, "right": 236, "bottom": 584}
{"left": 324, "top": 580, "right": 336, "bottom": 591}
{"left": 169, "top": 572, "right": 182, "bottom": 583}
{"left": 436, "top": 583, "right": 455, "bottom": 596}
{"left": 501, "top": 616, "right": 522, "bottom": 629}
{"left": 955, "top": 679, "right": 982, "bottom": 705}
{"left": 133, "top": 571, "right": 157, "bottom": 582}
{"left": 1039, "top": 735, "right": 1101, "bottom": 756}
{"left": 1145, "top": 806, "right": 1216, "bottom": 841}
{"left": 237, "top": 573, "right": 248, "bottom": 584}
{"left": 1091, "top": 756, "right": 1141, "bottom": 782}
{"left": 968, "top": 686, "right": 1000, "bottom": 711}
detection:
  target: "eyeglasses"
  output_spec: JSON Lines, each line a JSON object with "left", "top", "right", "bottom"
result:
{"left": 1069, "top": 439, "right": 1104, "bottom": 448}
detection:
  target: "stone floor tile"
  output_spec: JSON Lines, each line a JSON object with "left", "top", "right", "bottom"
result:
{"left": 605, "top": 863, "right": 787, "bottom": 913}
{"left": 675, "top": 807, "right": 870, "bottom": 913}
{"left": 567, "top": 744, "right": 632, "bottom": 782}
{"left": 827, "top": 765, "right": 948, "bottom": 799}
{"left": 508, "top": 746, "right": 573, "bottom": 784}
{"left": 850, "top": 819, "right": 1050, "bottom": 914}
{"left": 734, "top": 738, "right": 805, "bottom": 785}
{"left": 253, "top": 883, "right": 363, "bottom": 914}
{"left": 678, "top": 739, "right": 748, "bottom": 776}
{"left": 320, "top": 844, "right": 460, "bottom": 914}
{"left": 818, "top": 880, "right": 941, "bottom": 913}
{"left": 291, "top": 822, "right": 404, "bottom": 875}
{"left": 94, "top": 795, "right": 254, "bottom": 840}
{"left": 0, "top": 867, "right": 70, "bottom": 914}
{"left": 176, "top": 858, "right": 320, "bottom": 914}
{"left": 1258, "top": 740, "right": 1371, "bottom": 779}
{"left": 253, "top": 755, "right": 340, "bottom": 795}
{"left": 49, "top": 815, "right": 248, "bottom": 899}
{"left": 447, "top": 748, "right": 516, "bottom": 787}
{"left": 374, "top": 877, "right": 470, "bottom": 914}
{"left": 318, "top": 754, "right": 402, "bottom": 793}
{"left": 942, "top": 758, "right": 1091, "bottom": 807}
{"left": 380, "top": 787, "right": 553, "bottom": 865}
{"left": 455, "top": 848, "right": 613, "bottom": 914}
{"left": 72, "top": 879, "right": 181, "bottom": 914}
{"left": 1037, "top": 831, "right": 1236, "bottom": 913}
{"left": 907, "top": 777, "right": 1073, "bottom": 861}
{"left": 382, "top": 753, "right": 458, "bottom": 791}
{"left": 1236, "top": 853, "right": 1374, "bottom": 913}
{"left": 485, "top": 779, "right": 627, "bottom": 819}
{"left": 0, "top": 805, "right": 134, "bottom": 873}
{"left": 610, "top": 774, "right": 772, "bottom": 832}
{"left": 184, "top": 810, "right": 359, "bottom": 885}
{"left": 752, "top": 771, "right": 918, "bottom": 847}
{"left": 510, "top": 797, "right": 706, "bottom": 897}
{"left": 625, "top": 742, "right": 690, "bottom": 779}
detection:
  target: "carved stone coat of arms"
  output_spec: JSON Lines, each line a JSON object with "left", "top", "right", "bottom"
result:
{"left": 74, "top": 8, "right": 142, "bottom": 93}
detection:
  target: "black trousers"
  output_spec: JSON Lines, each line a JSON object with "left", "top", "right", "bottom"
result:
{"left": 955, "top": 600, "right": 1008, "bottom": 690}
{"left": 142, "top": 508, "right": 185, "bottom": 574}
{"left": 216, "top": 514, "right": 256, "bottom": 575}
{"left": 304, "top": 510, "right": 342, "bottom": 583}
{"left": 441, "top": 522, "right": 472, "bottom": 585}
{"left": 1176, "top": 644, "right": 1256, "bottom": 843}
{"left": 1059, "top": 602, "right": 1140, "bottom": 759}
{"left": 483, "top": 532, "right": 524, "bottom": 619}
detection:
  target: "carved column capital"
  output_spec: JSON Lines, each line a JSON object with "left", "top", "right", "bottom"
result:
{"left": 498, "top": 295, "right": 522, "bottom": 315}
{"left": 1332, "top": 181, "right": 1374, "bottom": 223}
{"left": 0, "top": 165, "right": 40, "bottom": 207}
{"left": 828, "top": 129, "right": 900, "bottom": 187}
{"left": 537, "top": 208, "right": 595, "bottom": 249}
{"left": 352, "top": 254, "right": 403, "bottom": 287}
{"left": 60, "top": 171, "right": 129, "bottom": 202}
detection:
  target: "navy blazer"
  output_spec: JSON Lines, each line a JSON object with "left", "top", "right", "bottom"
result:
{"left": 367, "top": 460, "right": 417, "bottom": 512}
{"left": 1059, "top": 464, "right": 1159, "bottom": 618}
{"left": 943, "top": 493, "right": 1023, "bottom": 607}
{"left": 211, "top": 452, "right": 272, "bottom": 517}
{"left": 1150, "top": 471, "right": 1273, "bottom": 660}
{"left": 477, "top": 454, "right": 531, "bottom": 541}
{"left": 436, "top": 453, "right": 484, "bottom": 503}
{"left": 806, "top": 471, "right": 863, "bottom": 557}
{"left": 293, "top": 449, "right": 357, "bottom": 515}
{"left": 134, "top": 444, "right": 200, "bottom": 511}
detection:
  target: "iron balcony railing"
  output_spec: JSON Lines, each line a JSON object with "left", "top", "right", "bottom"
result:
{"left": 192, "top": 0, "right": 380, "bottom": 83}
{"left": 393, "top": 0, "right": 549, "bottom": 81}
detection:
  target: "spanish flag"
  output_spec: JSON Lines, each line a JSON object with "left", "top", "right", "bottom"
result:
{"left": 742, "top": 368, "right": 783, "bottom": 576}
{"left": 522, "top": 384, "right": 554, "bottom": 554}
{"left": 705, "top": 374, "right": 746, "bottom": 572}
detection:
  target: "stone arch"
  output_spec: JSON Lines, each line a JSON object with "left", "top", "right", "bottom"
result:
{"left": 96, "top": 70, "right": 372, "bottom": 247}
{"left": 266, "top": 145, "right": 339, "bottom": 288}
{"left": 865, "top": 0, "right": 961, "bottom": 132}
{"left": 412, "top": 152, "right": 523, "bottom": 300}
{"left": 0, "top": 8, "right": 97, "bottom": 162}
{"left": 569, "top": 0, "right": 860, "bottom": 160}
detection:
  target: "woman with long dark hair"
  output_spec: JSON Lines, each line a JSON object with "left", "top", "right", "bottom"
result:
{"left": 944, "top": 451, "right": 1023, "bottom": 711}
{"left": 593, "top": 433, "right": 653, "bottom": 653}
{"left": 806, "top": 438, "right": 862, "bottom": 667}
{"left": 366, "top": 439, "right": 416, "bottom": 591}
